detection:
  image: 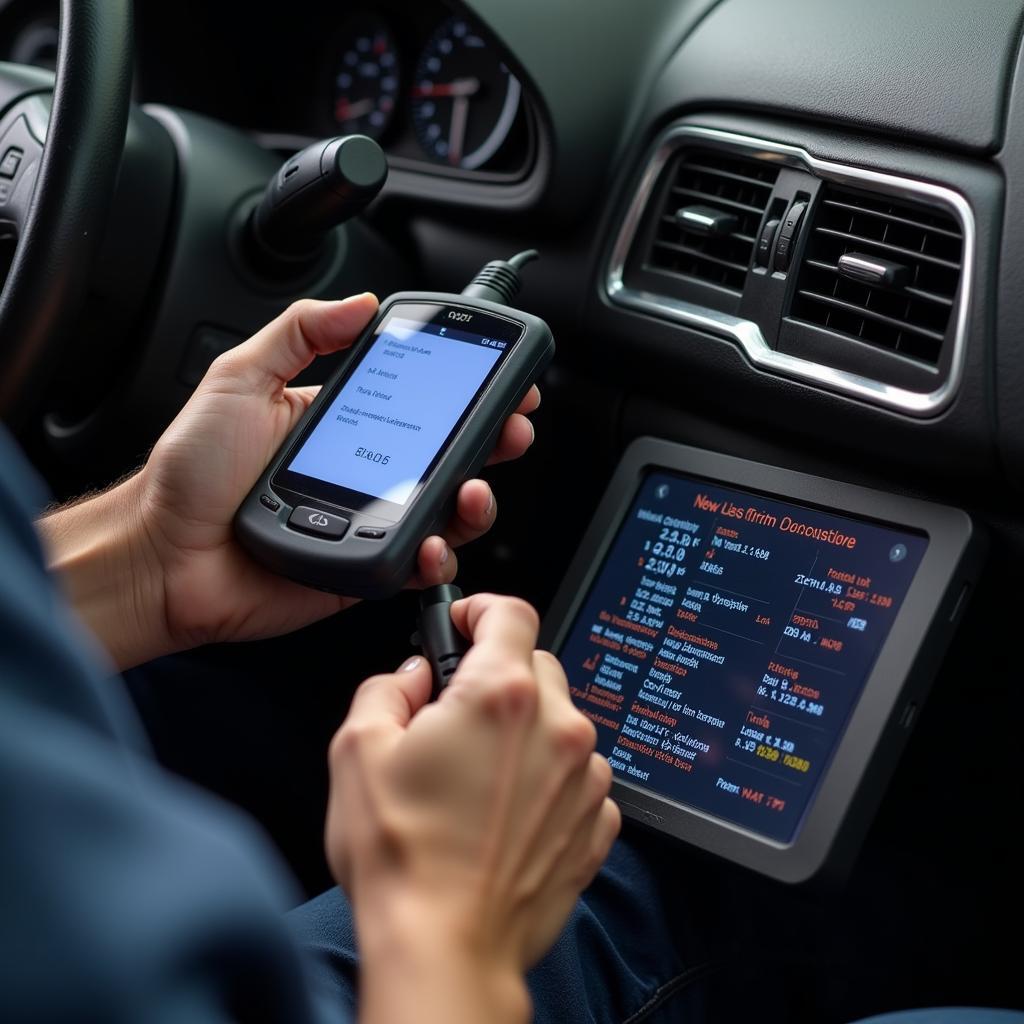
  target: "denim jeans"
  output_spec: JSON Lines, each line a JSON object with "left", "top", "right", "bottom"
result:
{"left": 289, "top": 827, "right": 713, "bottom": 1023}
{"left": 289, "top": 825, "right": 1024, "bottom": 1024}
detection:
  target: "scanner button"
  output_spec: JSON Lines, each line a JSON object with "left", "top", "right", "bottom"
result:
{"left": 0, "top": 147, "right": 23, "bottom": 178}
{"left": 288, "top": 505, "right": 349, "bottom": 539}
{"left": 356, "top": 527, "right": 386, "bottom": 539}
{"left": 259, "top": 493, "right": 281, "bottom": 512}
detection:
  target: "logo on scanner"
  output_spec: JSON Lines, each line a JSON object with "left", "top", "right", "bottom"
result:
{"left": 447, "top": 311, "right": 473, "bottom": 322}
{"left": 308, "top": 512, "right": 330, "bottom": 527}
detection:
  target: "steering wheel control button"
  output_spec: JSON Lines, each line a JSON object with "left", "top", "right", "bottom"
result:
{"left": 259, "top": 494, "right": 281, "bottom": 513}
{"left": 0, "top": 147, "right": 23, "bottom": 179}
{"left": 773, "top": 200, "right": 808, "bottom": 272}
{"left": 355, "top": 526, "right": 386, "bottom": 539}
{"left": 288, "top": 505, "right": 349, "bottom": 540}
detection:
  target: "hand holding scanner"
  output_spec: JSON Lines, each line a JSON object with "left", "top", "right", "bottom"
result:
{"left": 234, "top": 252, "right": 553, "bottom": 598}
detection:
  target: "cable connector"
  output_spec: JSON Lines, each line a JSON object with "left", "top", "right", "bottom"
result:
{"left": 418, "top": 584, "right": 469, "bottom": 697}
{"left": 460, "top": 249, "right": 539, "bottom": 305}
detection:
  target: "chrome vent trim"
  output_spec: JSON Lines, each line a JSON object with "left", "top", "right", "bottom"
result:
{"left": 605, "top": 125, "right": 975, "bottom": 417}
{"left": 647, "top": 148, "right": 778, "bottom": 292}
{"left": 792, "top": 184, "right": 962, "bottom": 365}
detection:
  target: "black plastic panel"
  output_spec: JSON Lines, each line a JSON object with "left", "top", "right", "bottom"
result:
{"left": 467, "top": 0, "right": 720, "bottom": 221}
{"left": 650, "top": 0, "right": 1024, "bottom": 155}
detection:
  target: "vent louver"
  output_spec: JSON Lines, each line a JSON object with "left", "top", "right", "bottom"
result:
{"left": 791, "top": 185, "right": 963, "bottom": 365}
{"left": 647, "top": 149, "right": 779, "bottom": 293}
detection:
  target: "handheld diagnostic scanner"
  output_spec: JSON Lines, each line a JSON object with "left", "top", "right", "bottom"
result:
{"left": 234, "top": 252, "right": 553, "bottom": 598}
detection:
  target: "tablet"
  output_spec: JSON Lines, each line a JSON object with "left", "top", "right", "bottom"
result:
{"left": 542, "top": 438, "right": 985, "bottom": 884}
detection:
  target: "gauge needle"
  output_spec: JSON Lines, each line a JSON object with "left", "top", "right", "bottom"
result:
{"left": 336, "top": 96, "right": 376, "bottom": 121}
{"left": 412, "top": 76, "right": 480, "bottom": 98}
{"left": 448, "top": 96, "right": 469, "bottom": 166}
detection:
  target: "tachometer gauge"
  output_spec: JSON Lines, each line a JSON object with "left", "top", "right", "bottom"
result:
{"left": 331, "top": 16, "right": 400, "bottom": 140}
{"left": 411, "top": 17, "right": 521, "bottom": 170}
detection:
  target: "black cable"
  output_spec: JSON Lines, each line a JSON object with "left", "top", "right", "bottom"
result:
{"left": 460, "top": 249, "right": 540, "bottom": 305}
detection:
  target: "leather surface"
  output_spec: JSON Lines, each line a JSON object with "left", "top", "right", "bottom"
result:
{"left": 652, "top": 0, "right": 1024, "bottom": 154}
{"left": 0, "top": 0, "right": 133, "bottom": 422}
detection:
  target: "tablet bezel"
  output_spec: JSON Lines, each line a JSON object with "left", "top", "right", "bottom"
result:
{"left": 540, "top": 437, "right": 984, "bottom": 884}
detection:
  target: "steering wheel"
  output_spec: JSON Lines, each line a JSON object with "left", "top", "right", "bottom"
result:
{"left": 0, "top": 0, "right": 132, "bottom": 425}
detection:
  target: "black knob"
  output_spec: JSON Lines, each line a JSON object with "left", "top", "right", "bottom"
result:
{"left": 248, "top": 134, "right": 388, "bottom": 271}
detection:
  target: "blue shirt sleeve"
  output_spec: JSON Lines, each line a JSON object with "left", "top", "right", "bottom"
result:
{"left": 0, "top": 429, "right": 349, "bottom": 1023}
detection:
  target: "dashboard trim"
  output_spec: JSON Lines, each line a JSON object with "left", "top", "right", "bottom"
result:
{"left": 604, "top": 125, "right": 975, "bottom": 417}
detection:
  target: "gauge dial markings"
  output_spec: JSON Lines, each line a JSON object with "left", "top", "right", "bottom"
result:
{"left": 411, "top": 18, "right": 521, "bottom": 170}
{"left": 331, "top": 16, "right": 400, "bottom": 140}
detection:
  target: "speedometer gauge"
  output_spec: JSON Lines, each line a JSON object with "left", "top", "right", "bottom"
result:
{"left": 331, "top": 16, "right": 400, "bottom": 140}
{"left": 411, "top": 17, "right": 521, "bottom": 170}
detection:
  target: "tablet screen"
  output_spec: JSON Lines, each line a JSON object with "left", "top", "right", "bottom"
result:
{"left": 558, "top": 469, "right": 928, "bottom": 843}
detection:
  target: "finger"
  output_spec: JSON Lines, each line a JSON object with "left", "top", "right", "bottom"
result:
{"left": 449, "top": 593, "right": 540, "bottom": 676}
{"left": 515, "top": 743, "right": 607, "bottom": 893}
{"left": 280, "top": 384, "right": 324, "bottom": 433}
{"left": 343, "top": 656, "right": 433, "bottom": 735}
{"left": 440, "top": 479, "right": 495, "bottom": 549}
{"left": 412, "top": 535, "right": 457, "bottom": 588}
{"left": 485, "top": 413, "right": 535, "bottom": 467}
{"left": 216, "top": 293, "right": 379, "bottom": 392}
{"left": 532, "top": 648, "right": 572, "bottom": 700}
{"left": 287, "top": 384, "right": 322, "bottom": 409}
{"left": 516, "top": 384, "right": 541, "bottom": 415}
{"left": 591, "top": 798, "right": 622, "bottom": 869}
{"left": 567, "top": 797, "right": 621, "bottom": 895}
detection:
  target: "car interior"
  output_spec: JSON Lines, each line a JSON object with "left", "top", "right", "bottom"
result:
{"left": 1, "top": 0, "right": 1020, "bottom": 1020}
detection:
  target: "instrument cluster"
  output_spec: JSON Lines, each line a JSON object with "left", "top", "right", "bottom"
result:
{"left": 320, "top": 7, "right": 535, "bottom": 180}
{"left": 0, "top": 1, "right": 540, "bottom": 187}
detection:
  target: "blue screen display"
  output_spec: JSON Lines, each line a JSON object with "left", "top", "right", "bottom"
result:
{"left": 558, "top": 470, "right": 928, "bottom": 844}
{"left": 287, "top": 315, "right": 508, "bottom": 505}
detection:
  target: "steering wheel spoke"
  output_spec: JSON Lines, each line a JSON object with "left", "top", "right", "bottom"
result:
{"left": 0, "top": 3, "right": 133, "bottom": 427}
{"left": 0, "top": 95, "right": 48, "bottom": 275}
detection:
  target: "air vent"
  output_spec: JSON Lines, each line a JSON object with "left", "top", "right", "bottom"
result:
{"left": 791, "top": 185, "right": 963, "bottom": 365}
{"left": 647, "top": 148, "right": 779, "bottom": 293}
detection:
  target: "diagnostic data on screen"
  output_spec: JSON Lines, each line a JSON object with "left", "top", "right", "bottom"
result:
{"left": 558, "top": 471, "right": 928, "bottom": 843}
{"left": 287, "top": 315, "right": 509, "bottom": 505}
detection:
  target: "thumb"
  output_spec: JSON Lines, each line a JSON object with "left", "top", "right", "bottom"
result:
{"left": 344, "top": 656, "right": 434, "bottom": 736}
{"left": 216, "top": 293, "right": 379, "bottom": 393}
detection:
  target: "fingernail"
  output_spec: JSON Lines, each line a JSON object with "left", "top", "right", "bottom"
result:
{"left": 485, "top": 490, "right": 495, "bottom": 516}
{"left": 439, "top": 544, "right": 450, "bottom": 564}
{"left": 400, "top": 656, "right": 422, "bottom": 672}
{"left": 527, "top": 418, "right": 536, "bottom": 445}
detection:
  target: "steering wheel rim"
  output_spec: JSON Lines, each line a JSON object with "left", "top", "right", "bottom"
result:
{"left": 0, "top": 0, "right": 133, "bottom": 426}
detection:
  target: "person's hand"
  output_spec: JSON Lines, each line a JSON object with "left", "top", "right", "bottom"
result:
{"left": 39, "top": 296, "right": 540, "bottom": 669}
{"left": 325, "top": 593, "right": 621, "bottom": 1024}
